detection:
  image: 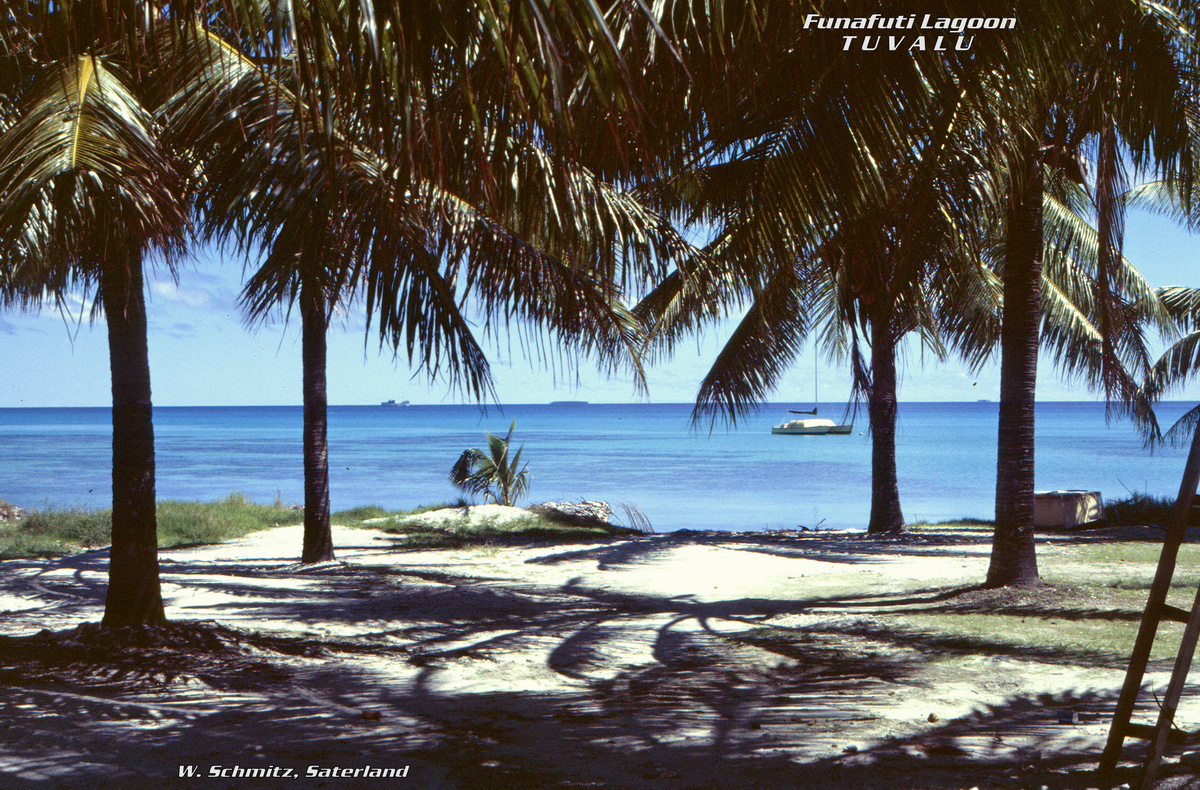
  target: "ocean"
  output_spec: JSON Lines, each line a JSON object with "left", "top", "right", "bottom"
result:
{"left": 0, "top": 401, "right": 1196, "bottom": 532}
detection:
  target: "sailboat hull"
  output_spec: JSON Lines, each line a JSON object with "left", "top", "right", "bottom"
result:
{"left": 771, "top": 417, "right": 853, "bottom": 435}
{"left": 772, "top": 425, "right": 830, "bottom": 435}
{"left": 775, "top": 348, "right": 853, "bottom": 434}
{"left": 771, "top": 418, "right": 833, "bottom": 434}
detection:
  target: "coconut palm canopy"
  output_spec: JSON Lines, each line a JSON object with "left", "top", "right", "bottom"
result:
{"left": 628, "top": 0, "right": 1198, "bottom": 567}
{"left": 157, "top": 8, "right": 698, "bottom": 562}
{"left": 0, "top": 0, "right": 697, "bottom": 622}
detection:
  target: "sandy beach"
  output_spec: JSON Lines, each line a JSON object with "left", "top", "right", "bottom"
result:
{"left": 2, "top": 521, "right": 1199, "bottom": 789}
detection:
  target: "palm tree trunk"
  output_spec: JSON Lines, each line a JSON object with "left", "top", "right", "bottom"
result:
{"left": 867, "top": 298, "right": 904, "bottom": 534}
{"left": 100, "top": 251, "right": 165, "bottom": 627}
{"left": 987, "top": 154, "right": 1043, "bottom": 587}
{"left": 300, "top": 276, "right": 334, "bottom": 563}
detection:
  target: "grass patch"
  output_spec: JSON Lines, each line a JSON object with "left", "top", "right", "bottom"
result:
{"left": 0, "top": 497, "right": 612, "bottom": 558}
{"left": 856, "top": 609, "right": 1141, "bottom": 668}
{"left": 372, "top": 507, "right": 635, "bottom": 549}
{"left": 907, "top": 518, "right": 993, "bottom": 532}
{"left": 331, "top": 505, "right": 392, "bottom": 525}
{"left": 17, "top": 505, "right": 112, "bottom": 548}
{"left": 1048, "top": 538, "right": 1200, "bottom": 568}
{"left": 1042, "top": 540, "right": 1200, "bottom": 591}
{"left": 0, "top": 494, "right": 303, "bottom": 559}
{"left": 0, "top": 531, "right": 82, "bottom": 559}
{"left": 406, "top": 500, "right": 470, "bottom": 515}
{"left": 731, "top": 582, "right": 1180, "bottom": 675}
{"left": 931, "top": 541, "right": 1200, "bottom": 666}
{"left": 727, "top": 535, "right": 1200, "bottom": 676}
{"left": 156, "top": 493, "right": 303, "bottom": 548}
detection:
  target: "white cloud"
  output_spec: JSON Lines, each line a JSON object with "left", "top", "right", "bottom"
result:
{"left": 150, "top": 281, "right": 216, "bottom": 309}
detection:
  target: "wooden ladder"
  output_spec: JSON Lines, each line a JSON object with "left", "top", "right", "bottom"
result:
{"left": 1100, "top": 420, "right": 1200, "bottom": 788}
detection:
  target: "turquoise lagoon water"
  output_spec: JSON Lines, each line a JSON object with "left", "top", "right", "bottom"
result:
{"left": 0, "top": 401, "right": 1195, "bottom": 532}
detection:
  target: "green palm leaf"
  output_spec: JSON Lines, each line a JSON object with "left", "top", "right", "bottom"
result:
{"left": 0, "top": 55, "right": 186, "bottom": 278}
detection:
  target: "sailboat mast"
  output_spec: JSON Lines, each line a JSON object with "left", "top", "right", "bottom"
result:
{"left": 813, "top": 345, "right": 819, "bottom": 416}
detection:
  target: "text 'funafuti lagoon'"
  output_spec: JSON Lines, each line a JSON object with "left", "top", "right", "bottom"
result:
{"left": 803, "top": 14, "right": 1016, "bottom": 32}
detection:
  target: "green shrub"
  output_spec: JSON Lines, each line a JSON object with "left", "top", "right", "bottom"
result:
{"left": 1105, "top": 492, "right": 1177, "bottom": 527}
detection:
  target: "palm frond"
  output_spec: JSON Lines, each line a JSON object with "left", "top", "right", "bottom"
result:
{"left": 164, "top": 14, "right": 687, "bottom": 399}
{"left": 1162, "top": 403, "right": 1200, "bottom": 449}
{"left": 0, "top": 54, "right": 185, "bottom": 301}
{"left": 692, "top": 263, "right": 810, "bottom": 428}
{"left": 1143, "top": 327, "right": 1200, "bottom": 401}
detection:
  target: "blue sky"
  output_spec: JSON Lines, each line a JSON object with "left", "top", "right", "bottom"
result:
{"left": 2, "top": 206, "right": 1199, "bottom": 409}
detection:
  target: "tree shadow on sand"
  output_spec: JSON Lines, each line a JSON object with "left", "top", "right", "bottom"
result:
{"left": 0, "top": 618, "right": 1189, "bottom": 789}
{"left": 520, "top": 529, "right": 1001, "bottom": 571}
{"left": 2, "top": 534, "right": 1199, "bottom": 788}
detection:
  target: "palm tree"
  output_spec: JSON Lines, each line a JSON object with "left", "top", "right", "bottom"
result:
{"left": 632, "top": 4, "right": 1011, "bottom": 535}
{"left": 1142, "top": 289, "right": 1200, "bottom": 442}
{"left": 450, "top": 421, "right": 531, "bottom": 507}
{"left": 165, "top": 20, "right": 693, "bottom": 563}
{"left": 0, "top": 48, "right": 188, "bottom": 626}
{"left": 631, "top": 1, "right": 1185, "bottom": 548}
{"left": 0, "top": 1, "right": 687, "bottom": 619}
{"left": 984, "top": 0, "right": 1197, "bottom": 586}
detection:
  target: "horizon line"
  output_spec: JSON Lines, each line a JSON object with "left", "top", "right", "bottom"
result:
{"left": 2, "top": 399, "right": 1197, "bottom": 409}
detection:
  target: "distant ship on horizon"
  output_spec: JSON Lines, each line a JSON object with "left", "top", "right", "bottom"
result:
{"left": 380, "top": 399, "right": 410, "bottom": 407}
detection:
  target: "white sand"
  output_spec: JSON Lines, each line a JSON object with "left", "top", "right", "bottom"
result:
{"left": 363, "top": 504, "right": 532, "bottom": 529}
{"left": 0, "top": 524, "right": 1193, "bottom": 788}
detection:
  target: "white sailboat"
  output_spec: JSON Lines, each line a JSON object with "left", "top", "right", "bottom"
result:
{"left": 772, "top": 350, "right": 852, "bottom": 435}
